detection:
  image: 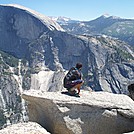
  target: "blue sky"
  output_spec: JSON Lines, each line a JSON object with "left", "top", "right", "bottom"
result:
{"left": 0, "top": 0, "right": 134, "bottom": 21}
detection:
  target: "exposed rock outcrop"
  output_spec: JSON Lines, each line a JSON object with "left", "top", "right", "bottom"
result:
{"left": 22, "top": 90, "right": 134, "bottom": 134}
{"left": 0, "top": 122, "right": 50, "bottom": 134}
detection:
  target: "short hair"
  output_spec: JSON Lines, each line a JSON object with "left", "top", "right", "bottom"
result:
{"left": 76, "top": 63, "right": 82, "bottom": 69}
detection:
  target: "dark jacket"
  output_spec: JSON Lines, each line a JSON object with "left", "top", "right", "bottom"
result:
{"left": 63, "top": 67, "right": 82, "bottom": 88}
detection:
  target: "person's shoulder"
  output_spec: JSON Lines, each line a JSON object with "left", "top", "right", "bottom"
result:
{"left": 70, "top": 67, "right": 76, "bottom": 70}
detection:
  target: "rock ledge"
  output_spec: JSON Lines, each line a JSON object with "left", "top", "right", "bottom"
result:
{"left": 22, "top": 90, "right": 134, "bottom": 134}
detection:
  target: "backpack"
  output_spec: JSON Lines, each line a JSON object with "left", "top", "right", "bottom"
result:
{"left": 65, "top": 67, "right": 81, "bottom": 81}
{"left": 63, "top": 67, "right": 81, "bottom": 88}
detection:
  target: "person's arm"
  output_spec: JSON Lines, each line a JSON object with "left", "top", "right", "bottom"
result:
{"left": 72, "top": 69, "right": 81, "bottom": 79}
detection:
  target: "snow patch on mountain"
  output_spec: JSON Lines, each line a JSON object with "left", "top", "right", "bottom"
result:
{"left": 50, "top": 16, "right": 79, "bottom": 24}
{"left": 50, "top": 16, "right": 71, "bottom": 22}
{"left": 102, "top": 14, "right": 110, "bottom": 18}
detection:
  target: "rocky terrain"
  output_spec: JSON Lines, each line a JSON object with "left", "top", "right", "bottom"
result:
{"left": 0, "top": 90, "right": 134, "bottom": 134}
{"left": 0, "top": 4, "right": 134, "bottom": 132}
{"left": 0, "top": 122, "right": 50, "bottom": 134}
{"left": 22, "top": 90, "right": 134, "bottom": 134}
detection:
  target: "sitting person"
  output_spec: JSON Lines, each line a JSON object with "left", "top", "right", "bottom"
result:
{"left": 63, "top": 63, "right": 84, "bottom": 95}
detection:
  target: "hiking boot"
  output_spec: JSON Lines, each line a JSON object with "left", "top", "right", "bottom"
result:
{"left": 75, "top": 93, "right": 80, "bottom": 97}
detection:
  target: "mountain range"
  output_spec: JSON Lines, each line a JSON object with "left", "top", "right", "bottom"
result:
{"left": 50, "top": 15, "right": 134, "bottom": 46}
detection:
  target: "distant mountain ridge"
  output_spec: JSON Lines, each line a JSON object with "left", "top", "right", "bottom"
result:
{"left": 49, "top": 16, "right": 79, "bottom": 24}
{"left": 52, "top": 15, "right": 134, "bottom": 46}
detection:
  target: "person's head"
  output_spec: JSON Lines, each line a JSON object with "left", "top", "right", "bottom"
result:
{"left": 76, "top": 63, "right": 82, "bottom": 70}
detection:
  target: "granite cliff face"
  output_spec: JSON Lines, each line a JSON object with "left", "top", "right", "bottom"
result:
{"left": 0, "top": 4, "right": 134, "bottom": 93}
{"left": 0, "top": 51, "right": 30, "bottom": 128}
{"left": 0, "top": 4, "right": 134, "bottom": 129}
{"left": 0, "top": 4, "right": 63, "bottom": 59}
{"left": 79, "top": 35, "right": 134, "bottom": 93}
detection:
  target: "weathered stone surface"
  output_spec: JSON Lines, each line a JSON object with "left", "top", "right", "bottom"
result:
{"left": 22, "top": 90, "right": 134, "bottom": 134}
{"left": 0, "top": 122, "right": 50, "bottom": 134}
{"left": 30, "top": 70, "right": 65, "bottom": 92}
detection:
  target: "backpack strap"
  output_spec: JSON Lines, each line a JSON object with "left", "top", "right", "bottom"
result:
{"left": 66, "top": 67, "right": 81, "bottom": 81}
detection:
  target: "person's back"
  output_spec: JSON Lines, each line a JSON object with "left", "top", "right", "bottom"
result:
{"left": 63, "top": 63, "right": 83, "bottom": 95}
{"left": 64, "top": 67, "right": 81, "bottom": 86}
